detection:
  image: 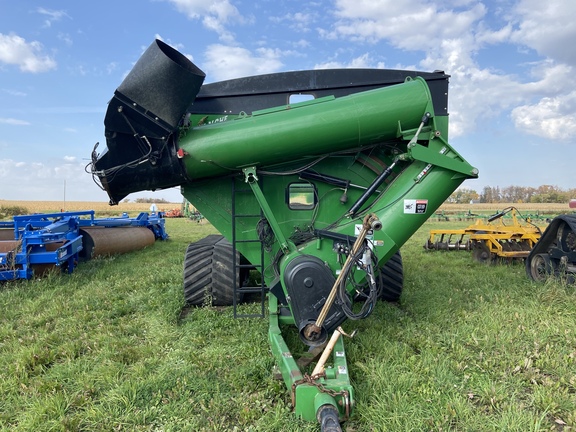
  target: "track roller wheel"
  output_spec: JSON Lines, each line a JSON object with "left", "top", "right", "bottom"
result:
{"left": 559, "top": 222, "right": 576, "bottom": 252}
{"left": 529, "top": 253, "right": 555, "bottom": 282}
{"left": 183, "top": 235, "right": 245, "bottom": 306}
{"left": 378, "top": 250, "right": 403, "bottom": 302}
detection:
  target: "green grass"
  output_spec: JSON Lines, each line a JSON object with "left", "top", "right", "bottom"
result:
{"left": 1, "top": 219, "right": 575, "bottom": 431}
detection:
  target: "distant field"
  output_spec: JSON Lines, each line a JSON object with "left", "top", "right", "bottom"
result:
{"left": 439, "top": 202, "right": 571, "bottom": 214}
{"left": 0, "top": 200, "right": 182, "bottom": 216}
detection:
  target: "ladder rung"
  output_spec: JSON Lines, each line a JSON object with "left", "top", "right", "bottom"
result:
{"left": 238, "top": 264, "right": 260, "bottom": 269}
{"left": 238, "top": 291, "right": 268, "bottom": 297}
{"left": 232, "top": 176, "right": 267, "bottom": 319}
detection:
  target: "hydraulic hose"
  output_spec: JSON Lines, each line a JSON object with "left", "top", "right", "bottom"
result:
{"left": 302, "top": 213, "right": 381, "bottom": 343}
{"left": 347, "top": 162, "right": 397, "bottom": 217}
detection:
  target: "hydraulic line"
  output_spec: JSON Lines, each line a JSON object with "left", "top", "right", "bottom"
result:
{"left": 346, "top": 162, "right": 397, "bottom": 217}
{"left": 346, "top": 113, "right": 431, "bottom": 217}
{"left": 337, "top": 243, "right": 379, "bottom": 320}
{"left": 302, "top": 213, "right": 381, "bottom": 343}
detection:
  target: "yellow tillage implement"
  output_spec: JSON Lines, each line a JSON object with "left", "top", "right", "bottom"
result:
{"left": 424, "top": 207, "right": 544, "bottom": 263}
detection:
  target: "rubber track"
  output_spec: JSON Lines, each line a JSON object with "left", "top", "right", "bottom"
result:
{"left": 183, "top": 235, "right": 240, "bottom": 306}
{"left": 379, "top": 250, "right": 403, "bottom": 302}
{"left": 211, "top": 237, "right": 239, "bottom": 305}
{"left": 526, "top": 214, "right": 576, "bottom": 281}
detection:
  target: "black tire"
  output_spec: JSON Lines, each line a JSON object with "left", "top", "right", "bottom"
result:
{"left": 378, "top": 250, "right": 403, "bottom": 302}
{"left": 183, "top": 235, "right": 243, "bottom": 306}
{"left": 528, "top": 253, "right": 554, "bottom": 282}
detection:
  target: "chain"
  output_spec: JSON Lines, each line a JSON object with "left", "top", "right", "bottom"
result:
{"left": 291, "top": 373, "right": 351, "bottom": 420}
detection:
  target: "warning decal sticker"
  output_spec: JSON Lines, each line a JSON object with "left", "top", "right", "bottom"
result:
{"left": 404, "top": 199, "right": 428, "bottom": 214}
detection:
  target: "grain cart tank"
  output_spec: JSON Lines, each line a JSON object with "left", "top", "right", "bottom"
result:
{"left": 90, "top": 40, "right": 478, "bottom": 430}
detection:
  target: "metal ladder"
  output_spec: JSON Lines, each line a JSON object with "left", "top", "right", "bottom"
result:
{"left": 231, "top": 176, "right": 268, "bottom": 318}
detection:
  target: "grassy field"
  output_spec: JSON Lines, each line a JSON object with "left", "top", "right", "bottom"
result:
{"left": 1, "top": 216, "right": 575, "bottom": 431}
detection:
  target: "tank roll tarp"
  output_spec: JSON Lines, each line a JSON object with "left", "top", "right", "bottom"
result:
{"left": 192, "top": 68, "right": 449, "bottom": 117}
{"left": 178, "top": 77, "right": 433, "bottom": 180}
{"left": 79, "top": 227, "right": 155, "bottom": 261}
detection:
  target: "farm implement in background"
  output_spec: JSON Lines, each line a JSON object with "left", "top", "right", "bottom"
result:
{"left": 424, "top": 207, "right": 543, "bottom": 263}
{"left": 182, "top": 199, "right": 203, "bottom": 222}
{"left": 433, "top": 209, "right": 479, "bottom": 221}
{"left": 88, "top": 39, "right": 478, "bottom": 430}
{"left": 526, "top": 201, "right": 576, "bottom": 282}
{"left": 164, "top": 199, "right": 205, "bottom": 220}
{"left": 0, "top": 211, "right": 167, "bottom": 281}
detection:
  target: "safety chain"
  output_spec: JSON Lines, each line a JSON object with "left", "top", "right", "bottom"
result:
{"left": 291, "top": 373, "right": 351, "bottom": 420}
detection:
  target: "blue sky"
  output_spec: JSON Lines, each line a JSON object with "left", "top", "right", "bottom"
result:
{"left": 1, "top": 0, "right": 575, "bottom": 202}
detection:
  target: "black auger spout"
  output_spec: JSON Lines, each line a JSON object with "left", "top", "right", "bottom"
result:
{"left": 92, "top": 39, "right": 206, "bottom": 204}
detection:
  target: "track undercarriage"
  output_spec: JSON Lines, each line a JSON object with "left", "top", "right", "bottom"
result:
{"left": 527, "top": 214, "right": 576, "bottom": 282}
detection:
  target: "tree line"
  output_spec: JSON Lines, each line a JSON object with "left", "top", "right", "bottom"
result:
{"left": 131, "top": 198, "right": 170, "bottom": 204}
{"left": 448, "top": 185, "right": 576, "bottom": 204}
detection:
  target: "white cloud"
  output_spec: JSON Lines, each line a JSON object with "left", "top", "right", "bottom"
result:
{"left": 106, "top": 62, "right": 118, "bottom": 75}
{"left": 57, "top": 32, "right": 73, "bottom": 46}
{"left": 510, "top": 0, "right": 576, "bottom": 66}
{"left": 269, "top": 12, "right": 315, "bottom": 32}
{"left": 323, "top": 0, "right": 576, "bottom": 143}
{"left": 0, "top": 118, "right": 31, "bottom": 126}
{"left": 0, "top": 158, "right": 97, "bottom": 201}
{"left": 293, "top": 39, "right": 311, "bottom": 49}
{"left": 36, "top": 7, "right": 70, "bottom": 28}
{"left": 511, "top": 91, "right": 576, "bottom": 141}
{"left": 329, "top": 0, "right": 486, "bottom": 50}
{"left": 163, "top": 0, "right": 244, "bottom": 42}
{"left": 315, "top": 53, "right": 386, "bottom": 69}
{"left": 0, "top": 33, "right": 56, "bottom": 73}
{"left": 475, "top": 23, "right": 513, "bottom": 46}
{"left": 0, "top": 158, "right": 182, "bottom": 202}
{"left": 203, "top": 44, "right": 284, "bottom": 81}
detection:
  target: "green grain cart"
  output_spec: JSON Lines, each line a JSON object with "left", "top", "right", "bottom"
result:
{"left": 90, "top": 40, "right": 478, "bottom": 431}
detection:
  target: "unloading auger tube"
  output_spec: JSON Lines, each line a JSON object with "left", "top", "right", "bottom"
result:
{"left": 90, "top": 39, "right": 478, "bottom": 429}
